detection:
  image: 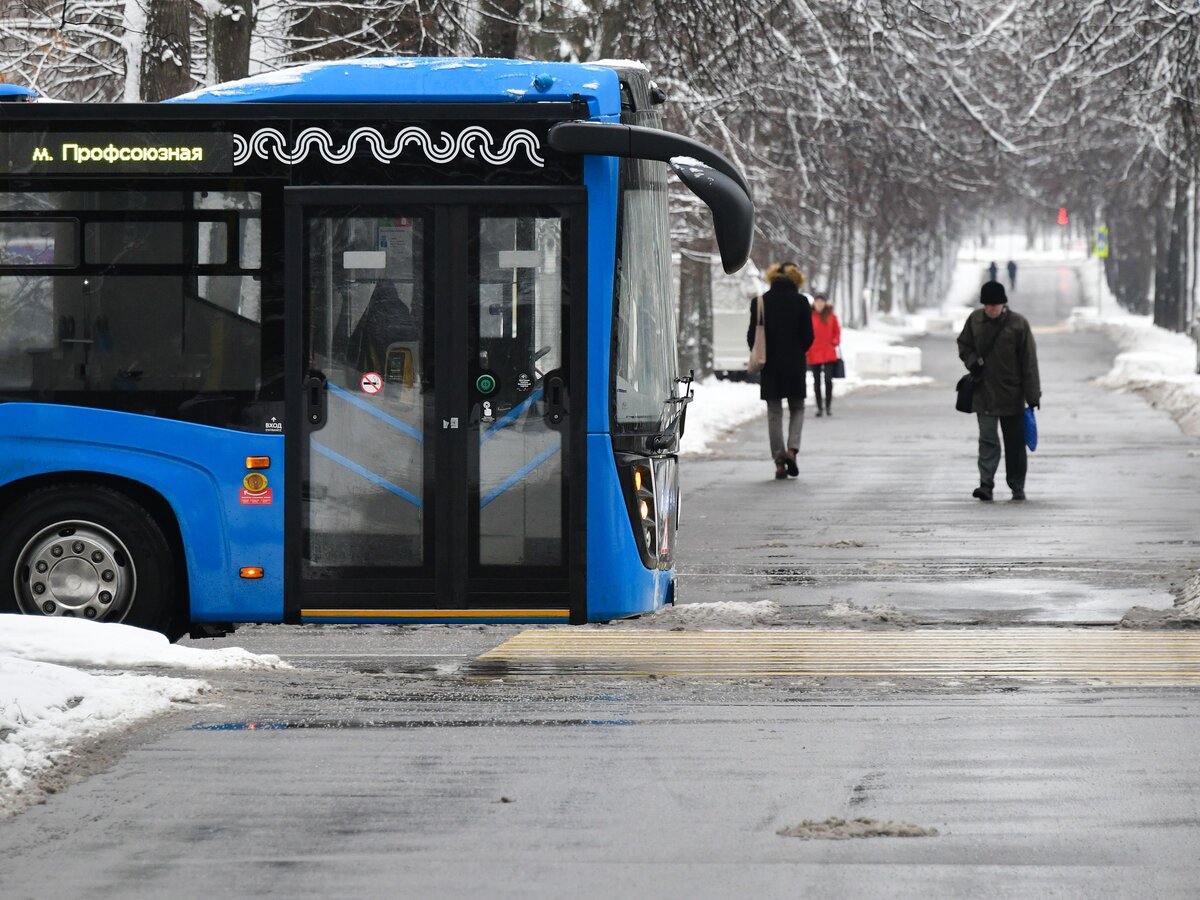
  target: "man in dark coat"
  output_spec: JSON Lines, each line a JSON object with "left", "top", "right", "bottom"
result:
{"left": 747, "top": 262, "right": 814, "bottom": 479}
{"left": 957, "top": 281, "right": 1041, "bottom": 501}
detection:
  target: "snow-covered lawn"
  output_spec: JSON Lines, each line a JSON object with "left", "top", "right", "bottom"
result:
{"left": 1, "top": 617, "right": 288, "bottom": 812}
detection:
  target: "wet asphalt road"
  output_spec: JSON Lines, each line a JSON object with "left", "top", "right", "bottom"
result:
{"left": 2, "top": 262, "right": 1200, "bottom": 898}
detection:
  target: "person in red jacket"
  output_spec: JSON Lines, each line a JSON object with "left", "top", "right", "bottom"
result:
{"left": 807, "top": 292, "right": 841, "bottom": 416}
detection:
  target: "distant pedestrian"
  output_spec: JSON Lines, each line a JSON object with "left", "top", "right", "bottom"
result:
{"left": 807, "top": 292, "right": 841, "bottom": 417}
{"left": 747, "top": 262, "right": 814, "bottom": 479}
{"left": 956, "top": 281, "right": 1041, "bottom": 501}
{"left": 1007, "top": 260, "right": 1017, "bottom": 290}
{"left": 987, "top": 261, "right": 998, "bottom": 283}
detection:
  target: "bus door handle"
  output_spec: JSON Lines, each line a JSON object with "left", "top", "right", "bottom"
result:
{"left": 545, "top": 375, "right": 567, "bottom": 427}
{"left": 305, "top": 372, "right": 327, "bottom": 428}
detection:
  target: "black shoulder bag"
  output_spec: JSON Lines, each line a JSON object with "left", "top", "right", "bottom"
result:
{"left": 955, "top": 319, "right": 1004, "bottom": 414}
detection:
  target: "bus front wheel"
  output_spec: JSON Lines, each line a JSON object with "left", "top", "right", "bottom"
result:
{"left": 0, "top": 485, "right": 178, "bottom": 637}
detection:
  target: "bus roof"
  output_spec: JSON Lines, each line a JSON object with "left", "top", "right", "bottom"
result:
{"left": 0, "top": 84, "right": 38, "bottom": 101}
{"left": 168, "top": 58, "right": 622, "bottom": 117}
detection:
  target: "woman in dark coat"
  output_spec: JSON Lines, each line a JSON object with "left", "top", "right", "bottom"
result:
{"left": 747, "top": 262, "right": 814, "bottom": 479}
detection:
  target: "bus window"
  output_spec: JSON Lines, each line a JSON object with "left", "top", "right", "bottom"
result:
{"left": 614, "top": 156, "right": 676, "bottom": 431}
{"left": 85, "top": 220, "right": 186, "bottom": 264}
{"left": 0, "top": 219, "right": 77, "bottom": 265}
{"left": 0, "top": 187, "right": 266, "bottom": 413}
{"left": 0, "top": 274, "right": 55, "bottom": 388}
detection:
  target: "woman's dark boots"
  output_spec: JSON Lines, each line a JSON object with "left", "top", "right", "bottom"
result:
{"left": 785, "top": 449, "right": 799, "bottom": 477}
{"left": 815, "top": 402, "right": 824, "bottom": 417}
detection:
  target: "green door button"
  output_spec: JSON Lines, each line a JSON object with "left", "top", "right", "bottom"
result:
{"left": 476, "top": 374, "right": 497, "bottom": 395}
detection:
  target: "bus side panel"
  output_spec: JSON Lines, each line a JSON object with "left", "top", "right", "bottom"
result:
{"left": 0, "top": 404, "right": 284, "bottom": 623}
{"left": 585, "top": 433, "right": 668, "bottom": 621}
{"left": 584, "top": 134, "right": 619, "bottom": 435}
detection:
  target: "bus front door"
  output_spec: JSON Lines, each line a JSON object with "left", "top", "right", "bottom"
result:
{"left": 284, "top": 188, "right": 585, "bottom": 623}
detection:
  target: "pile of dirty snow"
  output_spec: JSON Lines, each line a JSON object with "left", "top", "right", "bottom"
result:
{"left": 1, "top": 657, "right": 204, "bottom": 803}
{"left": 681, "top": 326, "right": 930, "bottom": 456}
{"left": 1072, "top": 310, "right": 1200, "bottom": 437}
{"left": 1, "top": 617, "right": 289, "bottom": 813}
{"left": 1119, "top": 572, "right": 1200, "bottom": 629}
{"left": 1176, "top": 572, "right": 1200, "bottom": 619}
{"left": 0, "top": 617, "right": 290, "bottom": 671}
{"left": 647, "top": 600, "right": 780, "bottom": 627}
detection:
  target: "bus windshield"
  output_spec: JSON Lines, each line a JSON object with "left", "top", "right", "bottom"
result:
{"left": 614, "top": 156, "right": 676, "bottom": 431}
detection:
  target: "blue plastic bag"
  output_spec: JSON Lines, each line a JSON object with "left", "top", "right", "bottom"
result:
{"left": 1024, "top": 407, "right": 1038, "bottom": 452}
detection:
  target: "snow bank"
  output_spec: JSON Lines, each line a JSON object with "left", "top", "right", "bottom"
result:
{"left": 1070, "top": 309, "right": 1200, "bottom": 437}
{"left": 1179, "top": 573, "right": 1200, "bottom": 618}
{"left": 682, "top": 325, "right": 930, "bottom": 455}
{"left": 646, "top": 600, "right": 781, "bottom": 626}
{"left": 1, "top": 658, "right": 204, "bottom": 803}
{"left": 1, "top": 617, "right": 290, "bottom": 813}
{"left": 0, "top": 617, "right": 291, "bottom": 671}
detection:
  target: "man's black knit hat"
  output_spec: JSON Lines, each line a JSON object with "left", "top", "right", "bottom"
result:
{"left": 980, "top": 281, "right": 1008, "bottom": 304}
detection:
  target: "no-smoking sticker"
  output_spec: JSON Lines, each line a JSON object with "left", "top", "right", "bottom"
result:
{"left": 361, "top": 371, "right": 383, "bottom": 394}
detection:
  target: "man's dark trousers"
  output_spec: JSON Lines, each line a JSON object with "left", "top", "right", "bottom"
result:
{"left": 977, "top": 413, "right": 1026, "bottom": 490}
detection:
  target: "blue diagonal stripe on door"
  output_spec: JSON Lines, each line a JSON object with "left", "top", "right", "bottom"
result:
{"left": 327, "top": 382, "right": 423, "bottom": 442}
{"left": 480, "top": 443, "right": 560, "bottom": 508}
{"left": 312, "top": 440, "right": 422, "bottom": 508}
{"left": 481, "top": 387, "right": 544, "bottom": 443}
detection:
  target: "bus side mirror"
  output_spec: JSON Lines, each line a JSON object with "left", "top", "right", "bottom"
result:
{"left": 667, "top": 159, "right": 753, "bottom": 275}
{"left": 548, "top": 122, "right": 754, "bottom": 274}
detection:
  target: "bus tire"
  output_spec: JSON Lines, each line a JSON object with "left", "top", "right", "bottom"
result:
{"left": 0, "top": 484, "right": 180, "bottom": 639}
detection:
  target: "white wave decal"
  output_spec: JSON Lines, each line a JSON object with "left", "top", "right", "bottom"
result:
{"left": 232, "top": 126, "right": 544, "bottom": 168}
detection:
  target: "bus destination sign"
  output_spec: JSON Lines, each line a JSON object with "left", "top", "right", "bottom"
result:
{"left": 1, "top": 131, "right": 233, "bottom": 175}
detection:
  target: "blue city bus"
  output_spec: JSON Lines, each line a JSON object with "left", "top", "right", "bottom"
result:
{"left": 0, "top": 59, "right": 751, "bottom": 637}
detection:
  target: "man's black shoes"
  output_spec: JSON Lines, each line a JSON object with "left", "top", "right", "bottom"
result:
{"left": 1011, "top": 489, "right": 1026, "bottom": 501}
{"left": 972, "top": 486, "right": 994, "bottom": 502}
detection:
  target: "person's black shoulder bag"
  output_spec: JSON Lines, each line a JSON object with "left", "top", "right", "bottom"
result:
{"left": 955, "top": 317, "right": 1005, "bottom": 413}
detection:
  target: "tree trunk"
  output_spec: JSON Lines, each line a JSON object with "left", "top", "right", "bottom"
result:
{"left": 845, "top": 218, "right": 857, "bottom": 327}
{"left": 209, "top": 0, "right": 254, "bottom": 83}
{"left": 1153, "top": 177, "right": 1189, "bottom": 331}
{"left": 140, "top": 0, "right": 192, "bottom": 101}
{"left": 1153, "top": 193, "right": 1170, "bottom": 328}
{"left": 879, "top": 246, "right": 893, "bottom": 315}
{"left": 479, "top": 0, "right": 523, "bottom": 58}
{"left": 1190, "top": 176, "right": 1198, "bottom": 332}
{"left": 826, "top": 206, "right": 843, "bottom": 303}
{"left": 1106, "top": 199, "right": 1153, "bottom": 314}
{"left": 1167, "top": 176, "right": 1190, "bottom": 331}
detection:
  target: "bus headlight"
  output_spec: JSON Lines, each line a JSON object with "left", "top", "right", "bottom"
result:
{"left": 618, "top": 454, "right": 675, "bottom": 569}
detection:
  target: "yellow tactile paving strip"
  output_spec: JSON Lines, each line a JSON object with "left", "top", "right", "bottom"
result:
{"left": 477, "top": 629, "right": 1200, "bottom": 682}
